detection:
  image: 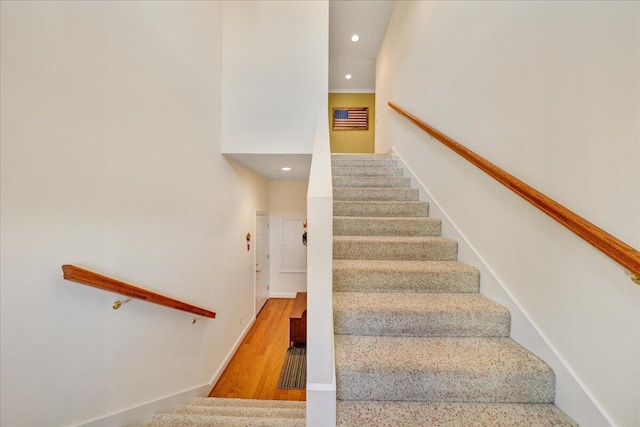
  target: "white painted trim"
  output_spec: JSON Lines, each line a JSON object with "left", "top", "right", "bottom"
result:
{"left": 391, "top": 148, "right": 611, "bottom": 426}
{"left": 79, "top": 315, "right": 257, "bottom": 427}
{"left": 79, "top": 383, "right": 212, "bottom": 427}
{"left": 329, "top": 88, "right": 375, "bottom": 93}
{"left": 269, "top": 292, "right": 298, "bottom": 298}
{"left": 307, "top": 352, "right": 337, "bottom": 427}
{"left": 208, "top": 315, "right": 257, "bottom": 386}
{"left": 307, "top": 387, "right": 337, "bottom": 427}
{"left": 306, "top": 382, "right": 336, "bottom": 392}
{"left": 255, "top": 211, "right": 270, "bottom": 317}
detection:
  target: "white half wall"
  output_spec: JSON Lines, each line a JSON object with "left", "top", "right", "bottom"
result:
{"left": 0, "top": 2, "right": 270, "bottom": 425}
{"left": 376, "top": 2, "right": 639, "bottom": 426}
{"left": 269, "top": 181, "right": 309, "bottom": 298}
{"left": 221, "top": 0, "right": 329, "bottom": 154}
{"left": 306, "top": 116, "right": 336, "bottom": 427}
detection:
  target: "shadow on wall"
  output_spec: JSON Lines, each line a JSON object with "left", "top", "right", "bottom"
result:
{"left": 329, "top": 93, "right": 375, "bottom": 153}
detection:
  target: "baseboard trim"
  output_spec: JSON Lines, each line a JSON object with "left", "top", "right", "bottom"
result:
{"left": 79, "top": 316, "right": 257, "bottom": 427}
{"left": 391, "top": 148, "right": 610, "bottom": 426}
{"left": 307, "top": 382, "right": 336, "bottom": 427}
{"left": 207, "top": 315, "right": 257, "bottom": 389}
{"left": 78, "top": 383, "right": 211, "bottom": 427}
{"left": 269, "top": 292, "right": 298, "bottom": 298}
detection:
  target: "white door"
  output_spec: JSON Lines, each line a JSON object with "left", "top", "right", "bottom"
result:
{"left": 255, "top": 213, "right": 270, "bottom": 315}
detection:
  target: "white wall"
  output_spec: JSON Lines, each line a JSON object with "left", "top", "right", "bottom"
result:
{"left": 376, "top": 2, "right": 639, "bottom": 426}
{"left": 0, "top": 2, "right": 270, "bottom": 426}
{"left": 269, "top": 181, "right": 309, "bottom": 298}
{"left": 306, "top": 115, "right": 336, "bottom": 426}
{"left": 221, "top": 0, "right": 329, "bottom": 154}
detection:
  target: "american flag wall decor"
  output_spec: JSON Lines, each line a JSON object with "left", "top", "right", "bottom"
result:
{"left": 332, "top": 107, "right": 368, "bottom": 130}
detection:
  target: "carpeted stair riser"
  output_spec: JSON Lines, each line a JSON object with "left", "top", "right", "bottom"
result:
{"left": 333, "top": 176, "right": 410, "bottom": 188}
{"left": 333, "top": 260, "right": 480, "bottom": 293}
{"left": 334, "top": 187, "right": 418, "bottom": 201}
{"left": 188, "top": 398, "right": 305, "bottom": 409}
{"left": 143, "top": 414, "right": 305, "bottom": 427}
{"left": 336, "top": 401, "right": 578, "bottom": 426}
{"left": 335, "top": 335, "right": 555, "bottom": 403}
{"left": 332, "top": 158, "right": 398, "bottom": 168}
{"left": 171, "top": 404, "right": 306, "bottom": 419}
{"left": 333, "top": 293, "right": 510, "bottom": 337}
{"left": 143, "top": 399, "right": 306, "bottom": 427}
{"left": 333, "top": 154, "right": 571, "bottom": 424}
{"left": 334, "top": 236, "right": 457, "bottom": 261}
{"left": 332, "top": 166, "right": 404, "bottom": 177}
{"left": 333, "top": 217, "right": 441, "bottom": 236}
{"left": 334, "top": 201, "right": 429, "bottom": 217}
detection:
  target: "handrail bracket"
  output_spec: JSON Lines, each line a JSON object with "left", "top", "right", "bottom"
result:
{"left": 113, "top": 297, "right": 132, "bottom": 310}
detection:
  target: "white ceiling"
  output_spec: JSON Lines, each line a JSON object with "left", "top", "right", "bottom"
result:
{"left": 228, "top": 1, "right": 394, "bottom": 181}
{"left": 224, "top": 154, "right": 312, "bottom": 181}
{"left": 329, "top": 0, "right": 395, "bottom": 92}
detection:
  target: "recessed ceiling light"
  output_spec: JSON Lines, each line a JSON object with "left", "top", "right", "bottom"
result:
{"left": 345, "top": 74, "right": 352, "bottom": 80}
{"left": 351, "top": 34, "right": 359, "bottom": 42}
{"left": 281, "top": 167, "right": 291, "bottom": 171}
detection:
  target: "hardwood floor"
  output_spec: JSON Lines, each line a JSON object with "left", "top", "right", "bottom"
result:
{"left": 209, "top": 298, "right": 306, "bottom": 401}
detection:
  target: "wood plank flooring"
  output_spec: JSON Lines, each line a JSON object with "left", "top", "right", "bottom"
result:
{"left": 209, "top": 298, "right": 306, "bottom": 401}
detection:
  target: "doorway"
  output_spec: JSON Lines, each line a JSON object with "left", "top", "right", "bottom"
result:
{"left": 255, "top": 212, "right": 270, "bottom": 315}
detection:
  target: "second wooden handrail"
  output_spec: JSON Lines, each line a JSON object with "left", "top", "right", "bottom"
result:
{"left": 388, "top": 101, "right": 640, "bottom": 282}
{"left": 62, "top": 265, "right": 216, "bottom": 318}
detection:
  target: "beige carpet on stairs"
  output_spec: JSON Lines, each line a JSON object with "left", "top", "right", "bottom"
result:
{"left": 142, "top": 397, "right": 305, "bottom": 427}
{"left": 142, "top": 153, "right": 579, "bottom": 426}
{"left": 331, "top": 153, "right": 579, "bottom": 426}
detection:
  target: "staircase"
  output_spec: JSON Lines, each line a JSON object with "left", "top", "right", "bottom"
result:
{"left": 332, "top": 153, "right": 578, "bottom": 426}
{"left": 143, "top": 398, "right": 305, "bottom": 426}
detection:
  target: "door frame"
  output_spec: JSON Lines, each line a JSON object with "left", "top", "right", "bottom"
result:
{"left": 254, "top": 211, "right": 270, "bottom": 317}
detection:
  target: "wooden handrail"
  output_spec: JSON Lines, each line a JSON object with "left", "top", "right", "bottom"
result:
{"left": 388, "top": 101, "right": 640, "bottom": 281}
{"left": 61, "top": 265, "right": 216, "bottom": 318}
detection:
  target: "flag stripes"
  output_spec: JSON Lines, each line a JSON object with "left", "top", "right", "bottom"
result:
{"left": 333, "top": 107, "right": 368, "bottom": 130}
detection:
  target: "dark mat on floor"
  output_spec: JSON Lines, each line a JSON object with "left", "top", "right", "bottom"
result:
{"left": 277, "top": 347, "right": 306, "bottom": 390}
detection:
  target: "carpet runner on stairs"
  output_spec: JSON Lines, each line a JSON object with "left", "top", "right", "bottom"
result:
{"left": 332, "top": 153, "right": 578, "bottom": 426}
{"left": 143, "top": 398, "right": 305, "bottom": 427}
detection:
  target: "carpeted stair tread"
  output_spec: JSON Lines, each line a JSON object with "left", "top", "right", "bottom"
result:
{"left": 143, "top": 413, "right": 305, "bottom": 427}
{"left": 329, "top": 154, "right": 575, "bottom": 424}
{"left": 332, "top": 153, "right": 393, "bottom": 159}
{"left": 334, "top": 201, "right": 429, "bottom": 217}
{"left": 333, "top": 216, "right": 441, "bottom": 236}
{"left": 336, "top": 401, "right": 578, "bottom": 426}
{"left": 333, "top": 260, "right": 479, "bottom": 293}
{"left": 333, "top": 176, "right": 410, "bottom": 188}
{"left": 171, "top": 404, "right": 305, "bottom": 419}
{"left": 334, "top": 187, "right": 418, "bottom": 201}
{"left": 335, "top": 335, "right": 555, "bottom": 403}
{"left": 332, "top": 166, "right": 404, "bottom": 177}
{"left": 334, "top": 235, "right": 457, "bottom": 261}
{"left": 332, "top": 158, "right": 398, "bottom": 168}
{"left": 333, "top": 292, "right": 510, "bottom": 337}
{"left": 188, "top": 398, "right": 305, "bottom": 409}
